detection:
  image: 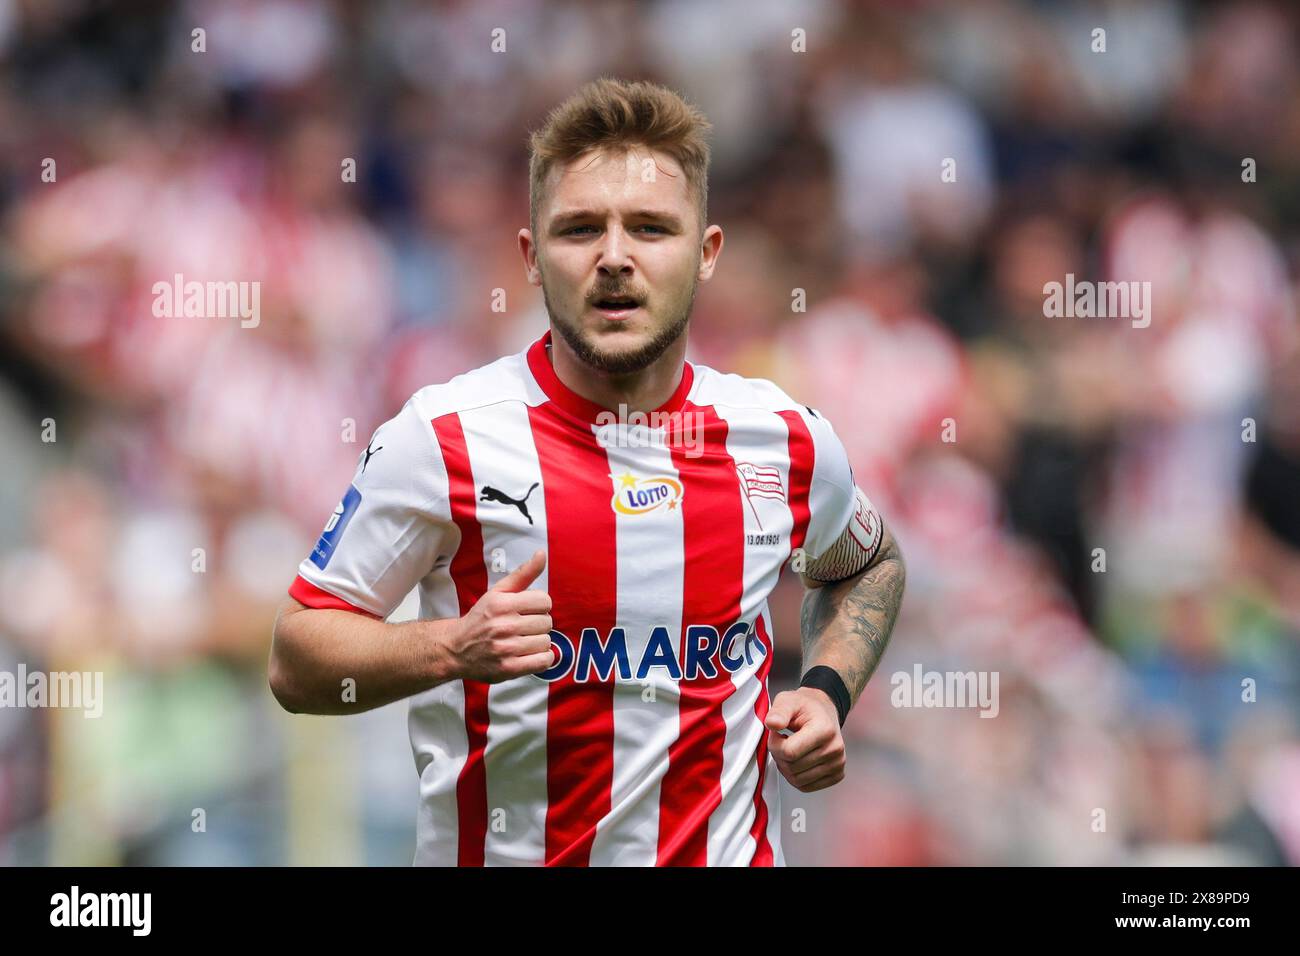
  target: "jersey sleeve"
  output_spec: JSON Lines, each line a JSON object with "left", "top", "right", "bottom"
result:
{"left": 799, "top": 407, "right": 884, "bottom": 574}
{"left": 288, "top": 395, "right": 453, "bottom": 619}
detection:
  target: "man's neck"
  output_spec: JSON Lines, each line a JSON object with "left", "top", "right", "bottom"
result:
{"left": 546, "top": 335, "right": 686, "bottom": 414}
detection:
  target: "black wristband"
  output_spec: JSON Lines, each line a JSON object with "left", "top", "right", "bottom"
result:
{"left": 799, "top": 665, "right": 851, "bottom": 727}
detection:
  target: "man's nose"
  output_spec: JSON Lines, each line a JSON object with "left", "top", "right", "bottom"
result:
{"left": 596, "top": 226, "right": 633, "bottom": 276}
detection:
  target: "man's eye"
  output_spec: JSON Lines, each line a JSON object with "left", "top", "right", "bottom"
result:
{"left": 566, "top": 225, "right": 598, "bottom": 235}
{"left": 636, "top": 225, "right": 667, "bottom": 234}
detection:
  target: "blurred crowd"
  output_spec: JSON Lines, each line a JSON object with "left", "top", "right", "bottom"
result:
{"left": 1, "top": 0, "right": 1299, "bottom": 865}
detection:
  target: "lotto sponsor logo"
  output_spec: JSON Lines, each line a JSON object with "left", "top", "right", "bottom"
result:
{"left": 536, "top": 622, "right": 767, "bottom": 683}
{"left": 610, "top": 472, "right": 683, "bottom": 516}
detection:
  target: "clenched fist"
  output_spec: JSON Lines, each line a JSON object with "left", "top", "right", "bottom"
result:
{"left": 765, "top": 687, "right": 846, "bottom": 793}
{"left": 444, "top": 550, "right": 555, "bottom": 683}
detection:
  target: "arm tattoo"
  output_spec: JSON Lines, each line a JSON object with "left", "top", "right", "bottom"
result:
{"left": 799, "top": 526, "right": 905, "bottom": 705}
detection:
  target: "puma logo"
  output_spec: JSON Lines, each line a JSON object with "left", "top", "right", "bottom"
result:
{"left": 480, "top": 482, "right": 539, "bottom": 525}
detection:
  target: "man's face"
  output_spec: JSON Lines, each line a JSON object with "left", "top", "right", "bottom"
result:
{"left": 520, "top": 146, "right": 722, "bottom": 374}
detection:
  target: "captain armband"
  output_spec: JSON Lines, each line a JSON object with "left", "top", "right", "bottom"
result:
{"left": 800, "top": 485, "right": 885, "bottom": 583}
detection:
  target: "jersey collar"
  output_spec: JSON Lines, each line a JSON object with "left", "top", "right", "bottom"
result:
{"left": 526, "top": 329, "right": 695, "bottom": 424}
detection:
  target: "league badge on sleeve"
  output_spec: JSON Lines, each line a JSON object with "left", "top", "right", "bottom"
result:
{"left": 310, "top": 484, "right": 363, "bottom": 569}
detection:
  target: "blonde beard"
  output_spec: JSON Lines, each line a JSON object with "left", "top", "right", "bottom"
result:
{"left": 541, "top": 274, "right": 698, "bottom": 375}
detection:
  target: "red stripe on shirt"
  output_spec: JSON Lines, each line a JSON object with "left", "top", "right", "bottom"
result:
{"left": 656, "top": 403, "right": 746, "bottom": 866}
{"left": 528, "top": 406, "right": 617, "bottom": 866}
{"left": 748, "top": 611, "right": 777, "bottom": 866}
{"left": 431, "top": 412, "right": 491, "bottom": 867}
{"left": 288, "top": 575, "right": 383, "bottom": 619}
{"left": 748, "top": 411, "right": 816, "bottom": 865}
{"left": 779, "top": 409, "right": 816, "bottom": 555}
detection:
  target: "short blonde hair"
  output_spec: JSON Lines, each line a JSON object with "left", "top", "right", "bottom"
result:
{"left": 528, "top": 77, "right": 712, "bottom": 230}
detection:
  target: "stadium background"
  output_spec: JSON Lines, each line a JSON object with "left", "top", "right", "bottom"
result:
{"left": 1, "top": 0, "right": 1299, "bottom": 866}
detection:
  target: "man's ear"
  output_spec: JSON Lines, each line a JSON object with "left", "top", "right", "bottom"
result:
{"left": 698, "top": 224, "right": 724, "bottom": 282}
{"left": 519, "top": 227, "right": 542, "bottom": 286}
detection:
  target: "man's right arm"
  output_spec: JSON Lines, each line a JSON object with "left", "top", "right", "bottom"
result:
{"left": 268, "top": 598, "right": 456, "bottom": 715}
{"left": 268, "top": 550, "right": 554, "bottom": 715}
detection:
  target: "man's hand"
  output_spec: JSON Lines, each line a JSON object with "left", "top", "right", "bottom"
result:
{"left": 765, "top": 686, "right": 846, "bottom": 793}
{"left": 444, "top": 550, "right": 555, "bottom": 683}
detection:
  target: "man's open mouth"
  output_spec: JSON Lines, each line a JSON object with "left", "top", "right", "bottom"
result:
{"left": 593, "top": 297, "right": 641, "bottom": 315}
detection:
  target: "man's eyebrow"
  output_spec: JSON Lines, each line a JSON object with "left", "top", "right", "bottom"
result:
{"left": 548, "top": 209, "right": 685, "bottom": 230}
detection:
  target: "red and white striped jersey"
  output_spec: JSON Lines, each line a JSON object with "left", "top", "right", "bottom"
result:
{"left": 288, "top": 330, "right": 868, "bottom": 866}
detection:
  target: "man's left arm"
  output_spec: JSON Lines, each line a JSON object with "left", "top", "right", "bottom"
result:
{"left": 767, "top": 497, "right": 906, "bottom": 793}
{"left": 797, "top": 521, "right": 905, "bottom": 705}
